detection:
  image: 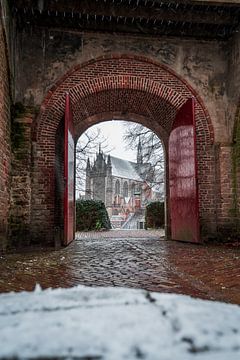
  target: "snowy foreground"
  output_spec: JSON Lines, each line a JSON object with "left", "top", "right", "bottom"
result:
{"left": 0, "top": 286, "right": 240, "bottom": 359}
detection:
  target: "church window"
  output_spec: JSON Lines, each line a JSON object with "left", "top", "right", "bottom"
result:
{"left": 136, "top": 183, "right": 142, "bottom": 194}
{"left": 123, "top": 182, "right": 128, "bottom": 197}
{"left": 115, "top": 180, "right": 120, "bottom": 195}
{"left": 131, "top": 183, "right": 136, "bottom": 196}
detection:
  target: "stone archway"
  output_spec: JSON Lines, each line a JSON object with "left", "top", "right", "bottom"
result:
{"left": 31, "top": 54, "right": 215, "bottom": 244}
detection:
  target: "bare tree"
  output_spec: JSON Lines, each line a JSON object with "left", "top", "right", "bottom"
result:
{"left": 123, "top": 122, "right": 165, "bottom": 189}
{"left": 76, "top": 127, "right": 110, "bottom": 197}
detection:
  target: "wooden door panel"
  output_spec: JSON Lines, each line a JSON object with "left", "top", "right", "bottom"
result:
{"left": 169, "top": 98, "right": 200, "bottom": 243}
{"left": 64, "top": 92, "right": 75, "bottom": 245}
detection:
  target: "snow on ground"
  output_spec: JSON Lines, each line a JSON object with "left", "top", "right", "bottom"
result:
{"left": 0, "top": 286, "right": 240, "bottom": 359}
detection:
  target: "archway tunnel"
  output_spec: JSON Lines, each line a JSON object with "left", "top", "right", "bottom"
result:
{"left": 71, "top": 119, "right": 165, "bottom": 234}
{"left": 31, "top": 55, "right": 216, "bottom": 245}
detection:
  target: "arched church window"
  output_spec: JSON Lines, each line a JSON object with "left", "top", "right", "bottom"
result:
{"left": 115, "top": 180, "right": 120, "bottom": 195}
{"left": 123, "top": 182, "right": 128, "bottom": 197}
{"left": 136, "top": 183, "right": 142, "bottom": 195}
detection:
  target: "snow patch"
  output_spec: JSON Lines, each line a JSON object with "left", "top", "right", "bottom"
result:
{"left": 0, "top": 286, "right": 239, "bottom": 359}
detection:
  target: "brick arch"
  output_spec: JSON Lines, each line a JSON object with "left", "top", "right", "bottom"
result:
{"left": 37, "top": 76, "right": 185, "bottom": 142}
{"left": 31, "top": 54, "right": 216, "bottom": 243}
{"left": 76, "top": 112, "right": 168, "bottom": 147}
{"left": 35, "top": 54, "right": 214, "bottom": 144}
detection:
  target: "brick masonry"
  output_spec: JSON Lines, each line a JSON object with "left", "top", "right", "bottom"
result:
{"left": 222, "top": 32, "right": 240, "bottom": 232}
{"left": 0, "top": 21, "right": 239, "bottom": 246}
{"left": 9, "top": 113, "right": 34, "bottom": 247}
{"left": 1, "top": 231, "right": 240, "bottom": 304}
{"left": 232, "top": 112, "right": 240, "bottom": 231}
{"left": 0, "top": 14, "right": 11, "bottom": 251}
{"left": 31, "top": 54, "right": 216, "bottom": 243}
{"left": 15, "top": 30, "right": 232, "bottom": 141}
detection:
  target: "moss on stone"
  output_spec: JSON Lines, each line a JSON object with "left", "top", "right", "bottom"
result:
{"left": 10, "top": 102, "right": 38, "bottom": 159}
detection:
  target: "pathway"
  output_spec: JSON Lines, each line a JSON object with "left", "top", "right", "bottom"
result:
{"left": 0, "top": 230, "right": 240, "bottom": 304}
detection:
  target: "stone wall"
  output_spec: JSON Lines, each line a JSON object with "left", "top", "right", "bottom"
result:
{"left": 0, "top": 5, "right": 239, "bottom": 248}
{"left": 10, "top": 26, "right": 240, "bottom": 244}
{"left": 231, "top": 110, "right": 240, "bottom": 236}
{"left": 0, "top": 11, "right": 11, "bottom": 251}
{"left": 230, "top": 34, "right": 240, "bottom": 232}
{"left": 214, "top": 32, "right": 240, "bottom": 236}
{"left": 9, "top": 111, "right": 33, "bottom": 247}
{"left": 15, "top": 29, "right": 229, "bottom": 143}
{"left": 31, "top": 54, "right": 217, "bottom": 243}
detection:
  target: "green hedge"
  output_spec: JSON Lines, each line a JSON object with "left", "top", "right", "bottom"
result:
{"left": 145, "top": 201, "right": 164, "bottom": 229}
{"left": 76, "top": 200, "right": 111, "bottom": 231}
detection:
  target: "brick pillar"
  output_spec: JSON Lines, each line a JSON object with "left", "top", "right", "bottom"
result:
{"left": 164, "top": 148, "right": 171, "bottom": 240}
{"left": 218, "top": 143, "right": 237, "bottom": 236}
{"left": 9, "top": 114, "right": 33, "bottom": 247}
{"left": 232, "top": 120, "right": 240, "bottom": 234}
{"left": 0, "top": 17, "right": 11, "bottom": 251}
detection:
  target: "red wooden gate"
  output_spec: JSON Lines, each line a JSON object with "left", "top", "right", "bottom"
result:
{"left": 64, "top": 92, "right": 75, "bottom": 245}
{"left": 169, "top": 98, "right": 200, "bottom": 243}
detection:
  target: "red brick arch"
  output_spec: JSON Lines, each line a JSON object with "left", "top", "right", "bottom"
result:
{"left": 31, "top": 54, "right": 216, "bottom": 243}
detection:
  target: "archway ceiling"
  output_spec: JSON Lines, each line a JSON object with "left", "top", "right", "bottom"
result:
{"left": 73, "top": 89, "right": 175, "bottom": 141}
{"left": 12, "top": 0, "right": 240, "bottom": 40}
{"left": 36, "top": 55, "right": 214, "bottom": 146}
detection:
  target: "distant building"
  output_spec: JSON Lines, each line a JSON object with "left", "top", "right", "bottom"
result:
{"left": 85, "top": 141, "right": 163, "bottom": 223}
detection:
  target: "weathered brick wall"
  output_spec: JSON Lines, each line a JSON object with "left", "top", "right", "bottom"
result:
{"left": 230, "top": 35, "right": 240, "bottom": 233}
{"left": 232, "top": 111, "right": 240, "bottom": 233}
{"left": 227, "top": 32, "right": 240, "bottom": 137}
{"left": 29, "top": 54, "right": 217, "bottom": 243}
{"left": 9, "top": 112, "right": 33, "bottom": 247}
{"left": 11, "top": 27, "right": 239, "bottom": 243}
{"left": 15, "top": 29, "right": 229, "bottom": 143}
{"left": 235, "top": 120, "right": 240, "bottom": 228}
{"left": 215, "top": 33, "right": 240, "bottom": 235}
{"left": 0, "top": 13, "right": 11, "bottom": 251}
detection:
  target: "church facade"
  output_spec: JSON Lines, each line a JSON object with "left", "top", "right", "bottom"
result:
{"left": 85, "top": 142, "right": 162, "bottom": 220}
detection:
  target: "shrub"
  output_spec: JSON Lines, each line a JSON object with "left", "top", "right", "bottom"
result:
{"left": 145, "top": 201, "right": 164, "bottom": 229}
{"left": 76, "top": 200, "right": 111, "bottom": 231}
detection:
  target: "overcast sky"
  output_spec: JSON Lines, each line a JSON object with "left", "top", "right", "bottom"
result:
{"left": 78, "top": 120, "right": 137, "bottom": 162}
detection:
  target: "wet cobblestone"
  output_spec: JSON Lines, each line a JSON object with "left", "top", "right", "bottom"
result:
{"left": 0, "top": 230, "right": 240, "bottom": 304}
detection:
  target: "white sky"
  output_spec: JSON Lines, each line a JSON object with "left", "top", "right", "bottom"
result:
{"left": 78, "top": 120, "right": 137, "bottom": 162}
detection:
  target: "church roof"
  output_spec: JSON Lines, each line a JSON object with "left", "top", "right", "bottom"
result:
{"left": 110, "top": 156, "right": 143, "bottom": 182}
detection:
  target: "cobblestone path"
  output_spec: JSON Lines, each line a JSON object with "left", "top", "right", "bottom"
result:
{"left": 0, "top": 230, "right": 240, "bottom": 304}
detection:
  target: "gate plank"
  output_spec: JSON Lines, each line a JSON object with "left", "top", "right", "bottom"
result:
{"left": 64, "top": 92, "right": 75, "bottom": 245}
{"left": 169, "top": 98, "right": 200, "bottom": 243}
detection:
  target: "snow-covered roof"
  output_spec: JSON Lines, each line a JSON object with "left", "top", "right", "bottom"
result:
{"left": 110, "top": 156, "right": 143, "bottom": 181}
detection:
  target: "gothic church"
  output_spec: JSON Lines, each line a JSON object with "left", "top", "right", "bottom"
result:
{"left": 85, "top": 142, "right": 160, "bottom": 218}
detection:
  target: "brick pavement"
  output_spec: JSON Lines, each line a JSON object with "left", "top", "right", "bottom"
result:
{"left": 0, "top": 230, "right": 240, "bottom": 304}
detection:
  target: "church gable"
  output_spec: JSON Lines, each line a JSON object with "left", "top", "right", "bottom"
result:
{"left": 85, "top": 142, "right": 164, "bottom": 228}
